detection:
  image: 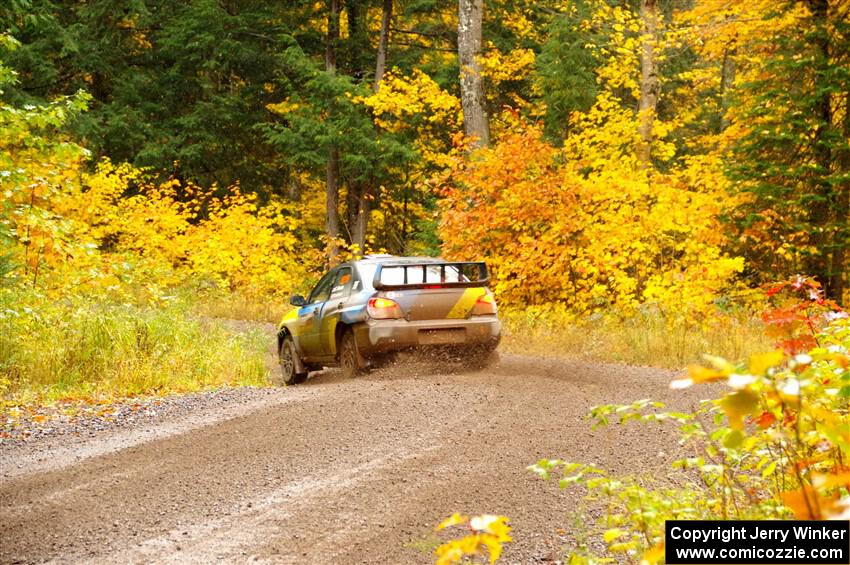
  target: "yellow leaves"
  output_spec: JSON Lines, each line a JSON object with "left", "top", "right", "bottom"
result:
{"left": 586, "top": 2, "right": 642, "bottom": 98}
{"left": 357, "top": 68, "right": 461, "bottom": 168}
{"left": 603, "top": 528, "right": 625, "bottom": 543}
{"left": 359, "top": 68, "right": 461, "bottom": 131}
{"left": 266, "top": 99, "right": 302, "bottom": 115}
{"left": 478, "top": 47, "right": 536, "bottom": 85}
{"left": 749, "top": 350, "right": 784, "bottom": 376}
{"left": 492, "top": 7, "right": 537, "bottom": 40}
{"left": 671, "top": 365, "right": 727, "bottom": 389}
{"left": 720, "top": 389, "right": 760, "bottom": 432}
{"left": 641, "top": 542, "right": 665, "bottom": 565}
{"left": 437, "top": 513, "right": 467, "bottom": 530}
{"left": 15, "top": 157, "right": 309, "bottom": 299}
{"left": 435, "top": 513, "right": 512, "bottom": 565}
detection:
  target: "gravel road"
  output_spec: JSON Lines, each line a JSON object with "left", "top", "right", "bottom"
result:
{"left": 0, "top": 352, "right": 709, "bottom": 564}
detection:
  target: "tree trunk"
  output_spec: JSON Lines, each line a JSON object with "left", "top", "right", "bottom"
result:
{"left": 803, "top": 0, "right": 837, "bottom": 296}
{"left": 830, "top": 85, "right": 850, "bottom": 303}
{"left": 325, "top": 0, "right": 341, "bottom": 260}
{"left": 636, "top": 0, "right": 659, "bottom": 167}
{"left": 326, "top": 148, "right": 341, "bottom": 258}
{"left": 457, "top": 0, "right": 489, "bottom": 149}
{"left": 374, "top": 0, "right": 392, "bottom": 92}
{"left": 719, "top": 46, "right": 736, "bottom": 131}
{"left": 326, "top": 0, "right": 339, "bottom": 73}
{"left": 350, "top": 185, "right": 371, "bottom": 254}
{"left": 340, "top": 0, "right": 394, "bottom": 256}
{"left": 345, "top": 0, "right": 369, "bottom": 79}
{"left": 826, "top": 4, "right": 850, "bottom": 303}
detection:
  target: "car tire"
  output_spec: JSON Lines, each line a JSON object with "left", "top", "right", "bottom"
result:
{"left": 339, "top": 330, "right": 365, "bottom": 378}
{"left": 279, "top": 336, "right": 308, "bottom": 385}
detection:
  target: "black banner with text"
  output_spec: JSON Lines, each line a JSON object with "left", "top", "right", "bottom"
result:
{"left": 666, "top": 520, "right": 850, "bottom": 564}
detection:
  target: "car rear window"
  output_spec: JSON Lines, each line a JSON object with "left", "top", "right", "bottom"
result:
{"left": 372, "top": 264, "right": 469, "bottom": 286}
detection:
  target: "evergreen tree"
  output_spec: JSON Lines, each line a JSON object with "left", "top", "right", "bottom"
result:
{"left": 729, "top": 0, "right": 850, "bottom": 298}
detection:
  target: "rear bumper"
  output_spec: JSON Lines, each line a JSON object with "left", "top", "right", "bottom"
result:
{"left": 353, "top": 316, "right": 501, "bottom": 356}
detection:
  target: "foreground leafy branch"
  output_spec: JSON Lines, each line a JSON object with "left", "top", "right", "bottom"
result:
{"left": 528, "top": 277, "right": 850, "bottom": 564}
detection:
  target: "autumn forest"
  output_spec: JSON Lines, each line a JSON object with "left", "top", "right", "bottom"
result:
{"left": 0, "top": 0, "right": 849, "bottom": 380}
{"left": 4, "top": 0, "right": 850, "bottom": 310}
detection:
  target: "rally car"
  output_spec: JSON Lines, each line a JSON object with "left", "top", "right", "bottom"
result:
{"left": 276, "top": 255, "right": 501, "bottom": 384}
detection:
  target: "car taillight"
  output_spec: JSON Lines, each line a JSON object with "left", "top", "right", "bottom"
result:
{"left": 472, "top": 291, "right": 497, "bottom": 315}
{"left": 367, "top": 297, "right": 403, "bottom": 319}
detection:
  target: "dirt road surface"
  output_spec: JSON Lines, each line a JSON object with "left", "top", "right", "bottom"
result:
{"left": 0, "top": 354, "right": 707, "bottom": 564}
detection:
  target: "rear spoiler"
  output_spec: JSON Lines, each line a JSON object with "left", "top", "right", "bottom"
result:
{"left": 372, "top": 262, "right": 489, "bottom": 291}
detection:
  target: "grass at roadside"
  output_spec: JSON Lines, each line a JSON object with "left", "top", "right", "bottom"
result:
{"left": 189, "top": 292, "right": 771, "bottom": 369}
{"left": 192, "top": 291, "right": 288, "bottom": 324}
{"left": 0, "top": 290, "right": 270, "bottom": 408}
{"left": 1, "top": 283, "right": 770, "bottom": 412}
{"left": 500, "top": 309, "right": 770, "bottom": 368}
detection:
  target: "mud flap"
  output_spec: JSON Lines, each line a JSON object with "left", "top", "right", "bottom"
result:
{"left": 292, "top": 345, "right": 308, "bottom": 374}
{"left": 352, "top": 331, "right": 368, "bottom": 369}
{"left": 280, "top": 331, "right": 308, "bottom": 375}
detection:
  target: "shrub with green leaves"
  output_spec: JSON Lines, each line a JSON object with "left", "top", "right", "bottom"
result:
{"left": 530, "top": 277, "right": 850, "bottom": 564}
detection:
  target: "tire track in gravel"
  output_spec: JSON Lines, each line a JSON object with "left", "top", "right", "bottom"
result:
{"left": 0, "top": 354, "right": 708, "bottom": 564}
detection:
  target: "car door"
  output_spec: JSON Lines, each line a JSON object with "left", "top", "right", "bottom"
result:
{"left": 319, "top": 266, "right": 354, "bottom": 356}
{"left": 298, "top": 269, "right": 337, "bottom": 359}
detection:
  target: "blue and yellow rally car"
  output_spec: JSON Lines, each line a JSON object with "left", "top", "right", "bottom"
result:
{"left": 276, "top": 255, "right": 501, "bottom": 384}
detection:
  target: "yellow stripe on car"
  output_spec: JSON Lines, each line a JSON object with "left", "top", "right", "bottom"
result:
{"left": 279, "top": 307, "right": 299, "bottom": 332}
{"left": 446, "top": 287, "right": 486, "bottom": 319}
{"left": 326, "top": 317, "right": 338, "bottom": 353}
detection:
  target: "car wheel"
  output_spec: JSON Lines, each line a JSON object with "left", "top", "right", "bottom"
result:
{"left": 280, "top": 336, "right": 308, "bottom": 385}
{"left": 339, "top": 330, "right": 365, "bottom": 378}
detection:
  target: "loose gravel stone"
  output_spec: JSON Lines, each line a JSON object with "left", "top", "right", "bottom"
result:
{"left": 1, "top": 388, "right": 281, "bottom": 446}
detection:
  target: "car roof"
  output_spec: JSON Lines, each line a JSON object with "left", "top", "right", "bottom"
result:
{"left": 354, "top": 255, "right": 445, "bottom": 265}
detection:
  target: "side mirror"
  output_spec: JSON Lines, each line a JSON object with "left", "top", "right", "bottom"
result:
{"left": 290, "top": 295, "right": 306, "bottom": 307}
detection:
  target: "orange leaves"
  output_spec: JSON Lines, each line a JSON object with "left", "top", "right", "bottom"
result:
{"left": 812, "top": 470, "right": 850, "bottom": 490}
{"left": 777, "top": 337, "right": 819, "bottom": 356}
{"left": 752, "top": 410, "right": 777, "bottom": 428}
{"left": 438, "top": 124, "right": 742, "bottom": 316}
{"left": 762, "top": 306, "right": 804, "bottom": 327}
{"left": 781, "top": 486, "right": 842, "bottom": 520}
{"left": 439, "top": 126, "right": 578, "bottom": 307}
{"left": 760, "top": 275, "right": 844, "bottom": 355}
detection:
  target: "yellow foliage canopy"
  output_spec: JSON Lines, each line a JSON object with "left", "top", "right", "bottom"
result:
{"left": 439, "top": 125, "right": 743, "bottom": 317}
{"left": 70, "top": 161, "right": 309, "bottom": 297}
{"left": 7, "top": 157, "right": 309, "bottom": 299}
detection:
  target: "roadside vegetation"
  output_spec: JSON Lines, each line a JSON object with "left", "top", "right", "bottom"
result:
{"left": 501, "top": 307, "right": 771, "bottom": 369}
{"left": 0, "top": 290, "right": 269, "bottom": 404}
{"left": 519, "top": 278, "right": 850, "bottom": 564}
